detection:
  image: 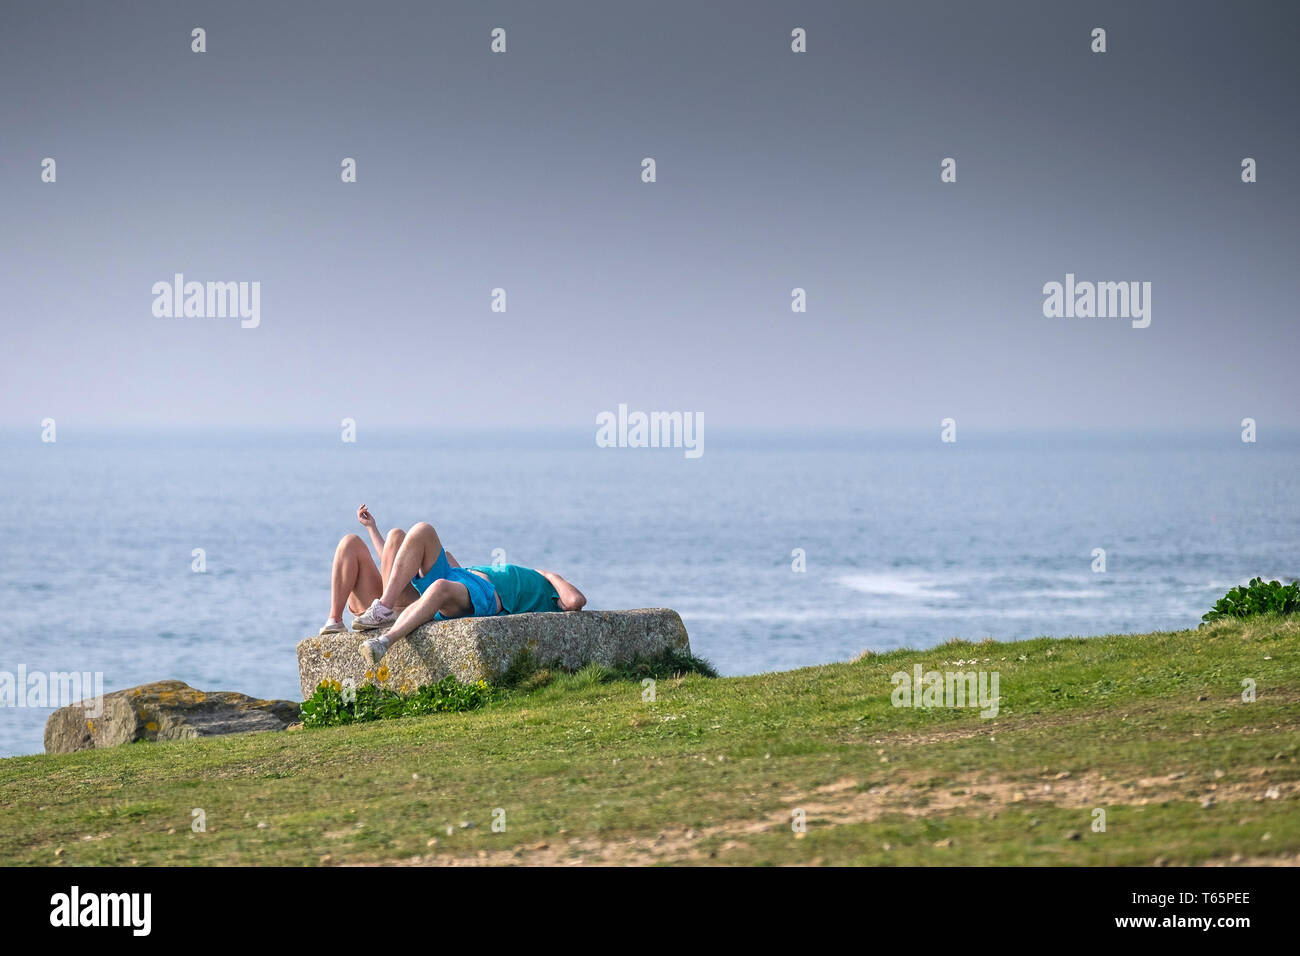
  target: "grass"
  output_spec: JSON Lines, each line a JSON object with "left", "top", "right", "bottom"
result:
{"left": 1, "top": 617, "right": 1297, "bottom": 866}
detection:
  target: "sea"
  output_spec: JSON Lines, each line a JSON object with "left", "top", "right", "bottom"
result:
{"left": 1, "top": 426, "right": 1296, "bottom": 757}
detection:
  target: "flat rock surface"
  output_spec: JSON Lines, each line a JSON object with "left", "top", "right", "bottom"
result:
{"left": 297, "top": 608, "right": 691, "bottom": 699}
{"left": 44, "top": 680, "right": 300, "bottom": 754}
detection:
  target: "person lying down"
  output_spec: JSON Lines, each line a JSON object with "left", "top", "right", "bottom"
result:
{"left": 322, "top": 505, "right": 586, "bottom": 665}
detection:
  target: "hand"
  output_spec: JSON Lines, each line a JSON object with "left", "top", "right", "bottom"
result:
{"left": 357, "top": 504, "right": 377, "bottom": 529}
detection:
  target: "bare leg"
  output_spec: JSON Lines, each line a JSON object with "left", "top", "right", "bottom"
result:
{"left": 382, "top": 579, "right": 473, "bottom": 647}
{"left": 377, "top": 522, "right": 448, "bottom": 609}
{"left": 380, "top": 528, "right": 420, "bottom": 609}
{"left": 329, "top": 534, "right": 383, "bottom": 621}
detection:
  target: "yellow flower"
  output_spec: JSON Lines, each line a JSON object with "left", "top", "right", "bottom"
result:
{"left": 365, "top": 670, "right": 374, "bottom": 680}
{"left": 376, "top": 665, "right": 390, "bottom": 682}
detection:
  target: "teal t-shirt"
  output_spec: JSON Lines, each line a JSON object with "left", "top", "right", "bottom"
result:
{"left": 466, "top": 564, "right": 560, "bottom": 614}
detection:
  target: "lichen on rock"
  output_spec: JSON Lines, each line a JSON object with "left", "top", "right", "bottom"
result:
{"left": 296, "top": 608, "right": 692, "bottom": 701}
{"left": 44, "top": 680, "right": 299, "bottom": 754}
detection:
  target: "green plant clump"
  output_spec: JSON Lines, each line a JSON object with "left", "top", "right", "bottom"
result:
{"left": 499, "top": 646, "right": 718, "bottom": 690}
{"left": 301, "top": 674, "right": 498, "bottom": 728}
{"left": 1202, "top": 577, "right": 1300, "bottom": 623}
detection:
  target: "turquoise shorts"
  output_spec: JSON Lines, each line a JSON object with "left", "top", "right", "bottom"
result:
{"left": 411, "top": 549, "right": 499, "bottom": 618}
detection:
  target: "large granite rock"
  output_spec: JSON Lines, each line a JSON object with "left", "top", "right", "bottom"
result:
{"left": 297, "top": 608, "right": 691, "bottom": 699}
{"left": 44, "top": 680, "right": 300, "bottom": 754}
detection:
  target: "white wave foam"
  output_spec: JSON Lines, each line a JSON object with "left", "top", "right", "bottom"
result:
{"left": 834, "top": 573, "right": 960, "bottom": 600}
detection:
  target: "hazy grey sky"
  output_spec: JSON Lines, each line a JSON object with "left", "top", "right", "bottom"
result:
{"left": 2, "top": 0, "right": 1296, "bottom": 428}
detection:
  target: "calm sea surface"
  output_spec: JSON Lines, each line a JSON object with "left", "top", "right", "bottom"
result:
{"left": 1, "top": 427, "right": 1296, "bottom": 756}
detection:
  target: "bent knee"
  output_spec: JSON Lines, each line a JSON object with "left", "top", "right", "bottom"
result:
{"left": 385, "top": 528, "right": 406, "bottom": 546}
{"left": 337, "top": 533, "right": 365, "bottom": 551}
{"left": 427, "top": 579, "right": 469, "bottom": 609}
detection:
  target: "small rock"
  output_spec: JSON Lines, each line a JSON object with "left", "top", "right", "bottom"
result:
{"left": 459, "top": 821, "right": 475, "bottom": 829}
{"left": 257, "top": 821, "right": 268, "bottom": 829}
{"left": 1200, "top": 797, "right": 1216, "bottom": 809}
{"left": 1064, "top": 831, "right": 1082, "bottom": 841}
{"left": 933, "top": 838, "right": 953, "bottom": 848}
{"left": 426, "top": 837, "right": 439, "bottom": 847}
{"left": 319, "top": 854, "right": 332, "bottom": 864}
{"left": 44, "top": 680, "right": 299, "bottom": 754}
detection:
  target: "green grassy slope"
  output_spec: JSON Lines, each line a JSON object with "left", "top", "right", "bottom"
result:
{"left": 2, "top": 617, "right": 1297, "bottom": 866}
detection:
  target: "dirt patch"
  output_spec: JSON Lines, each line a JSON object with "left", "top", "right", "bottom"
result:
{"left": 1199, "top": 853, "right": 1300, "bottom": 867}
{"left": 359, "top": 767, "right": 1296, "bottom": 867}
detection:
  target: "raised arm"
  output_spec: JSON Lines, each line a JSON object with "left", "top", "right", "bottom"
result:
{"left": 539, "top": 570, "right": 586, "bottom": 611}
{"left": 357, "top": 504, "right": 386, "bottom": 556}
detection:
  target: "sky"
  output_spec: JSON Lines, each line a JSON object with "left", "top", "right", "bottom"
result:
{"left": 1, "top": 0, "right": 1296, "bottom": 429}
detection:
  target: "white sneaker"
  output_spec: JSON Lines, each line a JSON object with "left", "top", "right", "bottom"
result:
{"left": 352, "top": 600, "right": 395, "bottom": 631}
{"left": 359, "top": 636, "right": 389, "bottom": 665}
{"left": 319, "top": 619, "right": 346, "bottom": 635}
